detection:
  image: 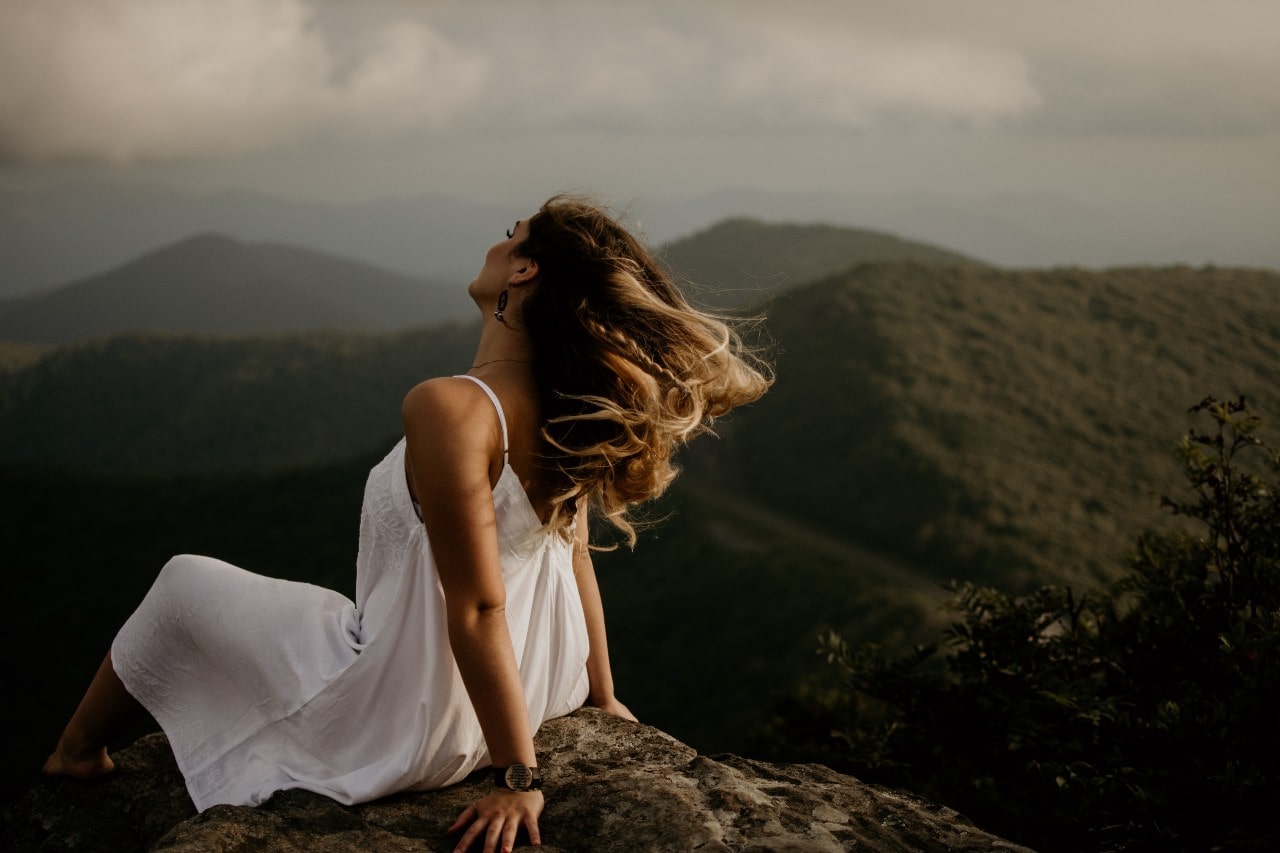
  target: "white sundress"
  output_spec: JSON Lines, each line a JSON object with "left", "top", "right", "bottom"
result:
{"left": 111, "top": 374, "right": 591, "bottom": 811}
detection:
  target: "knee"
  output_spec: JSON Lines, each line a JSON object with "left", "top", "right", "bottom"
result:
{"left": 154, "top": 554, "right": 217, "bottom": 598}
{"left": 158, "top": 553, "right": 199, "bottom": 580}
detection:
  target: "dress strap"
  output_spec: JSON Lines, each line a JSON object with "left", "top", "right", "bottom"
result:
{"left": 454, "top": 374, "right": 509, "bottom": 465}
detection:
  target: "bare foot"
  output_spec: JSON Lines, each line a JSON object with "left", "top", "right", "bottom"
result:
{"left": 42, "top": 745, "right": 115, "bottom": 781}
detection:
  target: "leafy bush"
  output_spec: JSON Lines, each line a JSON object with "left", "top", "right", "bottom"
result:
{"left": 758, "top": 397, "right": 1279, "bottom": 852}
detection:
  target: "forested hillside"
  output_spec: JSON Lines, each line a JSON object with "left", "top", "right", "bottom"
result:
{"left": 696, "top": 262, "right": 1280, "bottom": 589}
{"left": 3, "top": 223, "right": 1278, "bottom": 805}
{"left": 0, "top": 326, "right": 475, "bottom": 472}
{"left": 7, "top": 261, "right": 1273, "bottom": 588}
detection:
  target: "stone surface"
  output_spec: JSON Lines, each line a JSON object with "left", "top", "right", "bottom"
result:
{"left": 4, "top": 709, "right": 1032, "bottom": 852}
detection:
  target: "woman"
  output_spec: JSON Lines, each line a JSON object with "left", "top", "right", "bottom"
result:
{"left": 43, "top": 195, "right": 771, "bottom": 853}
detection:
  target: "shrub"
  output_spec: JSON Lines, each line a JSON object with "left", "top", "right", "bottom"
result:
{"left": 759, "top": 397, "right": 1279, "bottom": 852}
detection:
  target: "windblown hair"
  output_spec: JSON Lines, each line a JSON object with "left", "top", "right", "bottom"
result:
{"left": 517, "top": 195, "right": 773, "bottom": 546}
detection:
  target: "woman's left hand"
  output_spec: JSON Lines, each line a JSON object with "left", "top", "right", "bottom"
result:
{"left": 449, "top": 789, "right": 544, "bottom": 852}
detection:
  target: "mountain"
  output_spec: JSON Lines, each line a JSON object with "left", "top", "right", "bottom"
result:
{"left": 663, "top": 217, "right": 983, "bottom": 308}
{"left": 3, "top": 260, "right": 1276, "bottom": 587}
{"left": 0, "top": 325, "right": 477, "bottom": 472}
{"left": 0, "top": 183, "right": 528, "bottom": 297}
{"left": 4, "top": 256, "right": 1279, "bottom": 790}
{"left": 4, "top": 182, "right": 1278, "bottom": 300}
{"left": 691, "top": 261, "right": 1280, "bottom": 589}
{"left": 0, "top": 219, "right": 971, "bottom": 344}
{"left": 0, "top": 211, "right": 983, "bottom": 471}
{"left": 0, "top": 234, "right": 475, "bottom": 344}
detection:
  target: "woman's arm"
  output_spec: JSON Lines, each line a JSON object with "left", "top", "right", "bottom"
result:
{"left": 572, "top": 505, "right": 638, "bottom": 722}
{"left": 402, "top": 378, "right": 541, "bottom": 853}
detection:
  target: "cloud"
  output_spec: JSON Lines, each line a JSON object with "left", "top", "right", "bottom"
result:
{"left": 9, "top": 0, "right": 1275, "bottom": 169}
{"left": 0, "top": 0, "right": 1042, "bottom": 165}
{"left": 446, "top": 5, "right": 1041, "bottom": 133}
{"left": 0, "top": 0, "right": 489, "bottom": 164}
{"left": 710, "top": 25, "right": 1039, "bottom": 130}
{"left": 842, "top": 0, "right": 1280, "bottom": 136}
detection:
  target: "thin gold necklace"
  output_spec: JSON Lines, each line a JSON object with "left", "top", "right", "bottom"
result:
{"left": 469, "top": 357, "right": 533, "bottom": 370}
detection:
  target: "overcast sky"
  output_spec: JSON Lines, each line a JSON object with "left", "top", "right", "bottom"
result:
{"left": 1, "top": 0, "right": 1277, "bottom": 264}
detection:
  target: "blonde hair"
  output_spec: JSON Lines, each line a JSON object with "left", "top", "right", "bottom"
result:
{"left": 518, "top": 195, "right": 772, "bottom": 546}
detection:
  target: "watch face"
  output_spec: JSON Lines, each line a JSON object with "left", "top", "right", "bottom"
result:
{"left": 504, "top": 764, "right": 533, "bottom": 790}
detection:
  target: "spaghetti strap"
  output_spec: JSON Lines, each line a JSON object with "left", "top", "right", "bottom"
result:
{"left": 454, "top": 374, "right": 509, "bottom": 464}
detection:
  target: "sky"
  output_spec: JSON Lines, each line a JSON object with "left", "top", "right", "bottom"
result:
{"left": 1, "top": 0, "right": 1277, "bottom": 266}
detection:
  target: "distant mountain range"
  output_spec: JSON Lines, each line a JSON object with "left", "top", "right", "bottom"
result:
{"left": 4, "top": 182, "right": 1277, "bottom": 299}
{"left": 3, "top": 219, "right": 1278, "bottom": 792}
{"left": 663, "top": 218, "right": 981, "bottom": 308}
{"left": 0, "top": 234, "right": 475, "bottom": 343}
{"left": 0, "top": 219, "right": 976, "bottom": 344}
{"left": 4, "top": 247, "right": 1275, "bottom": 587}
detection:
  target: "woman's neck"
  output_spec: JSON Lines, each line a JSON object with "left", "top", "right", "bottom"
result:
{"left": 469, "top": 318, "right": 535, "bottom": 373}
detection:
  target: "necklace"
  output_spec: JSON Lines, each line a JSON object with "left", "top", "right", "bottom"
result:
{"left": 469, "top": 357, "right": 533, "bottom": 370}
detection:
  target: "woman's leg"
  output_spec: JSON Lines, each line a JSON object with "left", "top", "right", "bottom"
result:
{"left": 43, "top": 652, "right": 144, "bottom": 780}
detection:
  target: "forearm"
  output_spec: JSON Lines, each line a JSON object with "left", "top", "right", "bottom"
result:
{"left": 573, "top": 555, "right": 617, "bottom": 704}
{"left": 447, "top": 607, "right": 537, "bottom": 767}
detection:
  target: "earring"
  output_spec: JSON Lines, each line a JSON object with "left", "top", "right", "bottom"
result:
{"left": 494, "top": 289, "right": 509, "bottom": 324}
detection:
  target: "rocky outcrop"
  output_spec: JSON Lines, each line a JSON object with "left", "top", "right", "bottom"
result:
{"left": 4, "top": 708, "right": 1031, "bottom": 852}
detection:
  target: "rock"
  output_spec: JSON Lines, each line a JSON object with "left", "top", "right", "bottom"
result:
{"left": 3, "top": 709, "right": 1032, "bottom": 852}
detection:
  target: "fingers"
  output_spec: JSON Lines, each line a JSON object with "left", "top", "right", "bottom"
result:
{"left": 454, "top": 816, "right": 487, "bottom": 853}
{"left": 454, "top": 816, "right": 526, "bottom": 853}
{"left": 454, "top": 812, "right": 495, "bottom": 853}
{"left": 447, "top": 803, "right": 477, "bottom": 834}
{"left": 486, "top": 818, "right": 505, "bottom": 852}
{"left": 451, "top": 793, "right": 543, "bottom": 852}
{"left": 501, "top": 818, "right": 520, "bottom": 852}
{"left": 496, "top": 815, "right": 540, "bottom": 853}
{"left": 599, "top": 698, "right": 639, "bottom": 723}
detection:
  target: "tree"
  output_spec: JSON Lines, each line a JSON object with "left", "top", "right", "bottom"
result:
{"left": 760, "top": 397, "right": 1279, "bottom": 852}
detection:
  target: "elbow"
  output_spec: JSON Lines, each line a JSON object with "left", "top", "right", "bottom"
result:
{"left": 446, "top": 597, "right": 508, "bottom": 636}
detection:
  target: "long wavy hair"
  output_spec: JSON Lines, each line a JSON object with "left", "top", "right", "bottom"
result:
{"left": 516, "top": 195, "right": 773, "bottom": 546}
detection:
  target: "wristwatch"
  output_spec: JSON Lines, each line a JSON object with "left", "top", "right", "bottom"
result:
{"left": 493, "top": 763, "right": 542, "bottom": 791}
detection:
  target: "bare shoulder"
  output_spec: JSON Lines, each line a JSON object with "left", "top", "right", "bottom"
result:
{"left": 403, "top": 376, "right": 473, "bottom": 421}
{"left": 402, "top": 377, "right": 500, "bottom": 458}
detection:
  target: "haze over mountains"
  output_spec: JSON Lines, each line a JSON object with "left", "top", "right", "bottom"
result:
{"left": 3, "top": 215, "right": 1278, "bottom": 799}
{"left": 0, "top": 219, "right": 974, "bottom": 344}
{"left": 3, "top": 182, "right": 1277, "bottom": 298}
